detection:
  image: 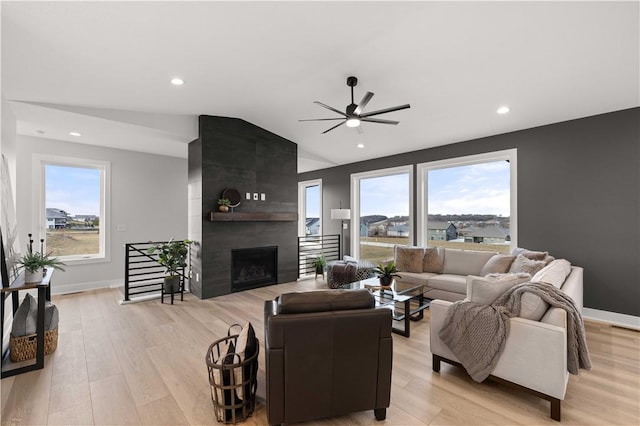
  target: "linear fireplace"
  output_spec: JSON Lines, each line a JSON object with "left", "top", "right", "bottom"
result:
{"left": 231, "top": 246, "right": 278, "bottom": 292}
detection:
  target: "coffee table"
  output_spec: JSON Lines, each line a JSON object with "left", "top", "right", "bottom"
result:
{"left": 339, "top": 277, "right": 431, "bottom": 337}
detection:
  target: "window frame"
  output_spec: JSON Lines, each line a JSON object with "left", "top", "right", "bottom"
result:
{"left": 416, "top": 149, "right": 517, "bottom": 251}
{"left": 33, "top": 154, "right": 111, "bottom": 264}
{"left": 298, "top": 178, "right": 322, "bottom": 237}
{"left": 350, "top": 164, "right": 414, "bottom": 260}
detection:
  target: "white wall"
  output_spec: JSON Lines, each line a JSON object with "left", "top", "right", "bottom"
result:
{"left": 16, "top": 135, "right": 188, "bottom": 294}
{"left": 1, "top": 95, "right": 18, "bottom": 354}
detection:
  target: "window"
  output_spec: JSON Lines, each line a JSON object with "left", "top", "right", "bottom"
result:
{"left": 351, "top": 165, "right": 413, "bottom": 263}
{"left": 298, "top": 179, "right": 322, "bottom": 236}
{"left": 417, "top": 149, "right": 517, "bottom": 253}
{"left": 34, "top": 155, "right": 110, "bottom": 262}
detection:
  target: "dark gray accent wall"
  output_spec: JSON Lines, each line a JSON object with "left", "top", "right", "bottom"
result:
{"left": 189, "top": 116, "right": 298, "bottom": 299}
{"left": 299, "top": 108, "right": 640, "bottom": 317}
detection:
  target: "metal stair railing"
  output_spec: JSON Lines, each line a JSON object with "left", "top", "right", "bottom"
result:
{"left": 298, "top": 234, "right": 340, "bottom": 278}
{"left": 123, "top": 241, "right": 189, "bottom": 302}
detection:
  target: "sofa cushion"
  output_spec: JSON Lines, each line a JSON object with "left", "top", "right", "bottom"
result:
{"left": 480, "top": 254, "right": 516, "bottom": 276}
{"left": 277, "top": 289, "right": 374, "bottom": 314}
{"left": 395, "top": 271, "right": 437, "bottom": 287}
{"left": 394, "top": 246, "right": 424, "bottom": 273}
{"left": 509, "top": 255, "right": 546, "bottom": 276}
{"left": 532, "top": 259, "right": 572, "bottom": 289}
{"left": 467, "top": 273, "right": 531, "bottom": 305}
{"left": 442, "top": 249, "right": 496, "bottom": 276}
{"left": 520, "top": 293, "right": 549, "bottom": 321}
{"left": 426, "top": 274, "right": 467, "bottom": 294}
{"left": 423, "top": 247, "right": 444, "bottom": 273}
{"left": 516, "top": 259, "right": 574, "bottom": 321}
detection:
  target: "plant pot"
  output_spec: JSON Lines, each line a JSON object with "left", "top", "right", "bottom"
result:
{"left": 164, "top": 275, "right": 180, "bottom": 294}
{"left": 219, "top": 205, "right": 229, "bottom": 212}
{"left": 379, "top": 276, "right": 393, "bottom": 286}
{"left": 25, "top": 268, "right": 44, "bottom": 284}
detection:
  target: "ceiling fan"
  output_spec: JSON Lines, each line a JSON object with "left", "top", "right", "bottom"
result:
{"left": 300, "top": 76, "right": 410, "bottom": 134}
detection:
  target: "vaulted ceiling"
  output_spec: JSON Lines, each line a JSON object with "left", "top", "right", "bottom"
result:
{"left": 2, "top": 1, "right": 638, "bottom": 172}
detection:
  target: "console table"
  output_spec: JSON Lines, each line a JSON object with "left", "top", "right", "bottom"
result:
{"left": 0, "top": 268, "right": 53, "bottom": 378}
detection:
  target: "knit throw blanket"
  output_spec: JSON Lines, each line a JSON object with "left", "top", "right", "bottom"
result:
{"left": 438, "top": 281, "right": 592, "bottom": 382}
{"left": 330, "top": 262, "right": 357, "bottom": 287}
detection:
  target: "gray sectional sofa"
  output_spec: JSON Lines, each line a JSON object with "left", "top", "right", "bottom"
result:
{"left": 393, "top": 245, "right": 556, "bottom": 302}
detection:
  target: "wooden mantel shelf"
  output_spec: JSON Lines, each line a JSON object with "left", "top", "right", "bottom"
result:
{"left": 210, "top": 212, "right": 298, "bottom": 222}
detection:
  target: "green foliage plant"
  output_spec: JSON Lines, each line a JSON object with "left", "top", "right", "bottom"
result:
{"left": 148, "top": 239, "right": 192, "bottom": 277}
{"left": 18, "top": 234, "right": 66, "bottom": 273}
{"left": 373, "top": 261, "right": 401, "bottom": 279}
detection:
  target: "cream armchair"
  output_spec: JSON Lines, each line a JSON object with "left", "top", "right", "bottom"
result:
{"left": 429, "top": 266, "right": 584, "bottom": 421}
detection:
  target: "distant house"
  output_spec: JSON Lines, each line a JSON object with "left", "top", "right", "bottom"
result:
{"left": 387, "top": 224, "right": 409, "bottom": 237}
{"left": 305, "top": 217, "right": 320, "bottom": 235}
{"left": 46, "top": 208, "right": 69, "bottom": 229}
{"left": 427, "top": 222, "right": 458, "bottom": 241}
{"left": 367, "top": 219, "right": 388, "bottom": 237}
{"left": 461, "top": 224, "right": 509, "bottom": 244}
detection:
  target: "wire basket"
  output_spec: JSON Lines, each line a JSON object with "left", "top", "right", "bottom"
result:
{"left": 206, "top": 332, "right": 259, "bottom": 424}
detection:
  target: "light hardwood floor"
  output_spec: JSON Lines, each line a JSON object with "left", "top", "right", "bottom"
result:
{"left": 1, "top": 279, "right": 639, "bottom": 425}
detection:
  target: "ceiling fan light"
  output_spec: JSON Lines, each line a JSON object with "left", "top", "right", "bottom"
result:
{"left": 346, "top": 117, "right": 361, "bottom": 128}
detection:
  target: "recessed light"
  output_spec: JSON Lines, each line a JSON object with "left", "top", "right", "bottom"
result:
{"left": 69, "top": 131, "right": 82, "bottom": 137}
{"left": 497, "top": 106, "right": 510, "bottom": 115}
{"left": 171, "top": 77, "right": 184, "bottom": 86}
{"left": 357, "top": 143, "right": 365, "bottom": 149}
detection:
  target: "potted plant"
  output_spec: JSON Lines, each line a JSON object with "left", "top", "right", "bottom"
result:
{"left": 217, "top": 198, "right": 231, "bottom": 212}
{"left": 148, "top": 239, "right": 192, "bottom": 293}
{"left": 18, "top": 234, "right": 65, "bottom": 283}
{"left": 373, "top": 261, "right": 401, "bottom": 287}
{"left": 311, "top": 255, "right": 326, "bottom": 276}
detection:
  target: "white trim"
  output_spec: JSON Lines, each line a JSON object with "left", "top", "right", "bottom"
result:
{"left": 416, "top": 149, "right": 517, "bottom": 250}
{"left": 350, "top": 164, "right": 414, "bottom": 259}
{"left": 583, "top": 308, "right": 640, "bottom": 331}
{"left": 50, "top": 278, "right": 121, "bottom": 296}
{"left": 32, "top": 154, "right": 111, "bottom": 263}
{"left": 298, "top": 179, "right": 323, "bottom": 237}
{"left": 119, "top": 292, "right": 161, "bottom": 305}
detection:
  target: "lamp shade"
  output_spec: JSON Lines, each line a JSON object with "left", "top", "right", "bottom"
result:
{"left": 331, "top": 208, "right": 351, "bottom": 220}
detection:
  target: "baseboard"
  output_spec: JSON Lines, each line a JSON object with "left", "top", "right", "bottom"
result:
{"left": 51, "top": 279, "right": 122, "bottom": 296}
{"left": 583, "top": 308, "right": 640, "bottom": 331}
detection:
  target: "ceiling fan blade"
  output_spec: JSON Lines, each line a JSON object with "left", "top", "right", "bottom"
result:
{"left": 361, "top": 117, "right": 400, "bottom": 125}
{"left": 299, "top": 118, "right": 346, "bottom": 122}
{"left": 314, "top": 101, "right": 347, "bottom": 117}
{"left": 322, "top": 120, "right": 346, "bottom": 134}
{"left": 354, "top": 92, "right": 374, "bottom": 115}
{"left": 360, "top": 103, "right": 411, "bottom": 118}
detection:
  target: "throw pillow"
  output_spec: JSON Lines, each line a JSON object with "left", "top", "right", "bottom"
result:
{"left": 44, "top": 302, "right": 59, "bottom": 331}
{"left": 423, "top": 247, "right": 444, "bottom": 273}
{"left": 343, "top": 255, "right": 358, "bottom": 264}
{"left": 509, "top": 255, "right": 546, "bottom": 276}
{"left": 467, "top": 273, "right": 531, "bottom": 305}
{"left": 11, "top": 293, "right": 38, "bottom": 337}
{"left": 394, "top": 246, "right": 424, "bottom": 273}
{"left": 531, "top": 259, "right": 572, "bottom": 289}
{"left": 521, "top": 249, "right": 548, "bottom": 261}
{"left": 234, "top": 322, "right": 258, "bottom": 400}
{"left": 480, "top": 254, "right": 516, "bottom": 276}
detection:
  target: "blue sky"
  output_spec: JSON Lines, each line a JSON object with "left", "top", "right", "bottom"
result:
{"left": 305, "top": 160, "right": 510, "bottom": 219}
{"left": 46, "top": 165, "right": 100, "bottom": 216}
{"left": 428, "top": 161, "right": 510, "bottom": 217}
